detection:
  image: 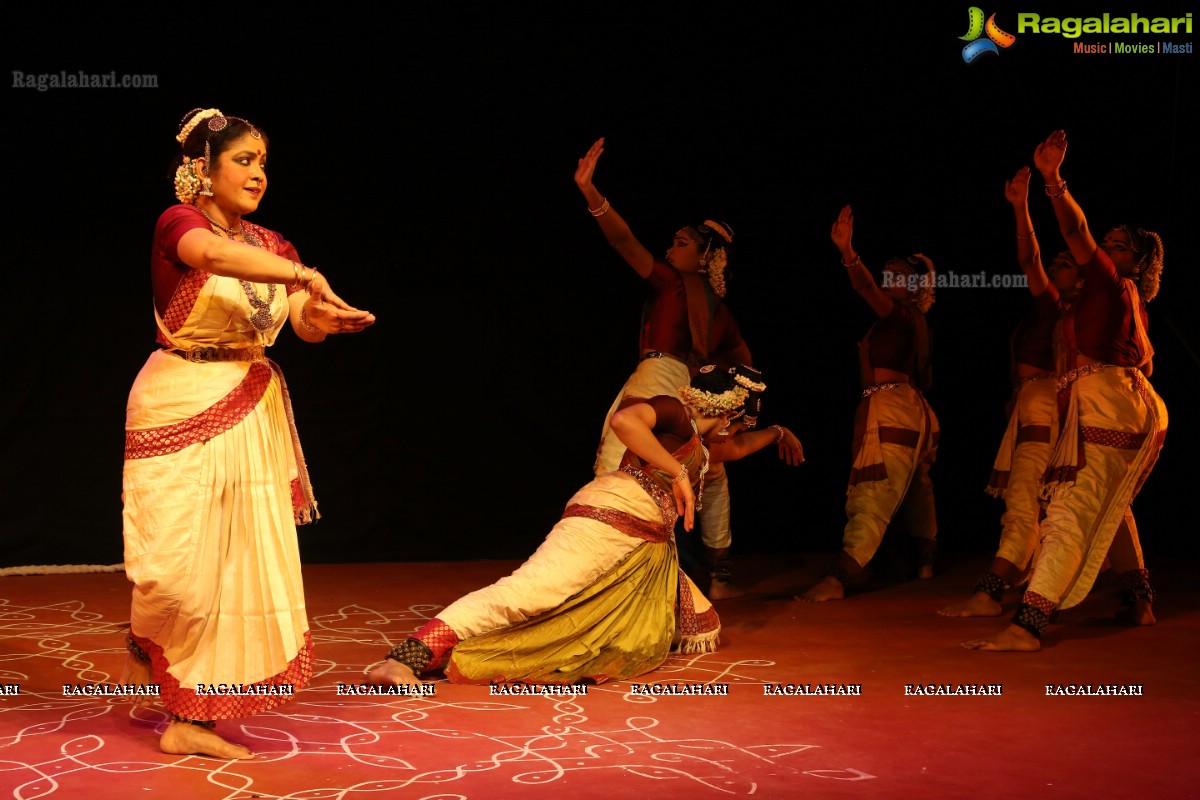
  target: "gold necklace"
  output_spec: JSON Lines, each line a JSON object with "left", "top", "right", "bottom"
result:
{"left": 196, "top": 206, "right": 276, "bottom": 332}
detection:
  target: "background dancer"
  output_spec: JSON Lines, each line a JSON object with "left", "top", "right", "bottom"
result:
{"left": 574, "top": 137, "right": 754, "bottom": 599}
{"left": 799, "top": 205, "right": 939, "bottom": 602}
{"left": 939, "top": 166, "right": 1080, "bottom": 617}
{"left": 965, "top": 130, "right": 1166, "bottom": 651}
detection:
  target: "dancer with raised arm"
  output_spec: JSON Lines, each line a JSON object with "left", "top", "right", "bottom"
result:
{"left": 965, "top": 130, "right": 1166, "bottom": 651}
{"left": 575, "top": 137, "right": 755, "bottom": 599}
{"left": 939, "top": 166, "right": 1081, "bottom": 617}
{"left": 799, "top": 205, "right": 938, "bottom": 602}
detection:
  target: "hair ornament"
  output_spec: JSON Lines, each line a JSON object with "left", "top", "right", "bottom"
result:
{"left": 733, "top": 372, "right": 766, "bottom": 393}
{"left": 907, "top": 252, "right": 936, "bottom": 313}
{"left": 705, "top": 247, "right": 729, "bottom": 297}
{"left": 678, "top": 384, "right": 750, "bottom": 416}
{"left": 174, "top": 157, "right": 203, "bottom": 204}
{"left": 1116, "top": 224, "right": 1164, "bottom": 303}
{"left": 177, "top": 108, "right": 223, "bottom": 144}
{"left": 679, "top": 364, "right": 754, "bottom": 417}
{"left": 701, "top": 220, "right": 734, "bottom": 244}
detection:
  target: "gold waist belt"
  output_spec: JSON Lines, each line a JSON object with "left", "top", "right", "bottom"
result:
{"left": 163, "top": 345, "right": 267, "bottom": 363}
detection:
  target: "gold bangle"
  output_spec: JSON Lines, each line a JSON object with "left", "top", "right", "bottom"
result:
{"left": 589, "top": 198, "right": 610, "bottom": 217}
{"left": 672, "top": 465, "right": 688, "bottom": 483}
{"left": 771, "top": 425, "right": 785, "bottom": 443}
{"left": 300, "top": 305, "right": 319, "bottom": 333}
{"left": 1044, "top": 180, "right": 1068, "bottom": 198}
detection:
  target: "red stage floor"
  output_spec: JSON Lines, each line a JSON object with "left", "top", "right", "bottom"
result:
{"left": 1, "top": 553, "right": 1197, "bottom": 799}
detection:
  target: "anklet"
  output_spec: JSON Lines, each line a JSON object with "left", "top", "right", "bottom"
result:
{"left": 171, "top": 714, "right": 216, "bottom": 729}
{"left": 1012, "top": 592, "right": 1055, "bottom": 638}
{"left": 1117, "top": 568, "right": 1155, "bottom": 606}
{"left": 126, "top": 634, "right": 151, "bottom": 663}
{"left": 973, "top": 572, "right": 1006, "bottom": 603}
{"left": 386, "top": 638, "right": 433, "bottom": 674}
{"left": 1012, "top": 603, "right": 1048, "bottom": 638}
{"left": 825, "top": 560, "right": 850, "bottom": 586}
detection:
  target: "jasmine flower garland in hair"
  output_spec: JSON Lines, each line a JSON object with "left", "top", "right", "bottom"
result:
{"left": 733, "top": 372, "right": 766, "bottom": 393}
{"left": 678, "top": 385, "right": 750, "bottom": 416}
{"left": 177, "top": 108, "right": 223, "bottom": 144}
{"left": 706, "top": 248, "right": 728, "bottom": 297}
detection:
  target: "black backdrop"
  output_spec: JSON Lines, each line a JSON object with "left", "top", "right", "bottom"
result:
{"left": 3, "top": 4, "right": 1197, "bottom": 568}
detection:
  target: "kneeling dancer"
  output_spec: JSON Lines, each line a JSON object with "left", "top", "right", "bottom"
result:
{"left": 370, "top": 366, "right": 802, "bottom": 685}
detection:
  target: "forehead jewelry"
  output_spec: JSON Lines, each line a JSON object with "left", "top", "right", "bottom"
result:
{"left": 177, "top": 108, "right": 222, "bottom": 144}
{"left": 208, "top": 114, "right": 262, "bottom": 139}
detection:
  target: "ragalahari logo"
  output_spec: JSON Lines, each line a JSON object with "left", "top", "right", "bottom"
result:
{"left": 960, "top": 7, "right": 1017, "bottom": 62}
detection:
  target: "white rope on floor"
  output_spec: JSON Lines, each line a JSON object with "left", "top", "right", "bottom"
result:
{"left": 0, "top": 564, "right": 124, "bottom": 577}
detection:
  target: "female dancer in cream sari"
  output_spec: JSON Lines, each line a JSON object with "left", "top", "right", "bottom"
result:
{"left": 123, "top": 108, "right": 374, "bottom": 758}
{"left": 369, "top": 366, "right": 803, "bottom": 687}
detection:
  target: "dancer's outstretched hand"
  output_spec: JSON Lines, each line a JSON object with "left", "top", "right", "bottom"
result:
{"left": 1034, "top": 129, "right": 1068, "bottom": 178}
{"left": 831, "top": 205, "right": 855, "bottom": 255}
{"left": 1005, "top": 166, "right": 1031, "bottom": 207}
{"left": 575, "top": 137, "right": 605, "bottom": 193}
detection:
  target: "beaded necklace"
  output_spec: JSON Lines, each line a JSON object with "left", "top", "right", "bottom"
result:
{"left": 197, "top": 206, "right": 277, "bottom": 332}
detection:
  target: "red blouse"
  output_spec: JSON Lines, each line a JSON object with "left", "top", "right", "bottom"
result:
{"left": 1072, "top": 248, "right": 1148, "bottom": 367}
{"left": 641, "top": 259, "right": 750, "bottom": 368}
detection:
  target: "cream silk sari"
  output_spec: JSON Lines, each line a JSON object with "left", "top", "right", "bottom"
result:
{"left": 123, "top": 266, "right": 313, "bottom": 719}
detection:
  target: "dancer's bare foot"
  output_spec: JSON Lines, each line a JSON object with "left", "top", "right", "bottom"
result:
{"left": 160, "top": 720, "right": 254, "bottom": 759}
{"left": 1116, "top": 599, "right": 1156, "bottom": 626}
{"left": 937, "top": 592, "right": 1003, "bottom": 618}
{"left": 961, "top": 624, "right": 1041, "bottom": 652}
{"left": 121, "top": 654, "right": 157, "bottom": 708}
{"left": 367, "top": 659, "right": 422, "bottom": 687}
{"left": 797, "top": 576, "right": 844, "bottom": 603}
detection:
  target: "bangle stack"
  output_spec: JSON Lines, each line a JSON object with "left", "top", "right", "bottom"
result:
{"left": 1016, "top": 232, "right": 1036, "bottom": 241}
{"left": 841, "top": 255, "right": 861, "bottom": 268}
{"left": 589, "top": 198, "right": 610, "bottom": 217}
{"left": 291, "top": 261, "right": 317, "bottom": 290}
{"left": 771, "top": 425, "right": 785, "bottom": 443}
{"left": 300, "top": 305, "right": 319, "bottom": 333}
{"left": 672, "top": 465, "right": 689, "bottom": 484}
{"left": 1044, "top": 179, "right": 1068, "bottom": 198}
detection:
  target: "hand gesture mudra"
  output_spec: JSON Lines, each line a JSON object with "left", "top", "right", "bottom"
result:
{"left": 776, "top": 427, "right": 805, "bottom": 467}
{"left": 575, "top": 138, "right": 605, "bottom": 193}
{"left": 831, "top": 205, "right": 855, "bottom": 255}
{"left": 1034, "top": 130, "right": 1068, "bottom": 177}
{"left": 1004, "top": 166, "right": 1031, "bottom": 206}
{"left": 672, "top": 472, "right": 696, "bottom": 532}
{"left": 303, "top": 272, "right": 375, "bottom": 334}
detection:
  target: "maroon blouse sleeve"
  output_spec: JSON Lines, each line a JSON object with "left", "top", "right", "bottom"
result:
{"left": 1079, "top": 246, "right": 1123, "bottom": 292}
{"left": 155, "top": 204, "right": 211, "bottom": 263}
{"left": 644, "top": 394, "right": 693, "bottom": 452}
